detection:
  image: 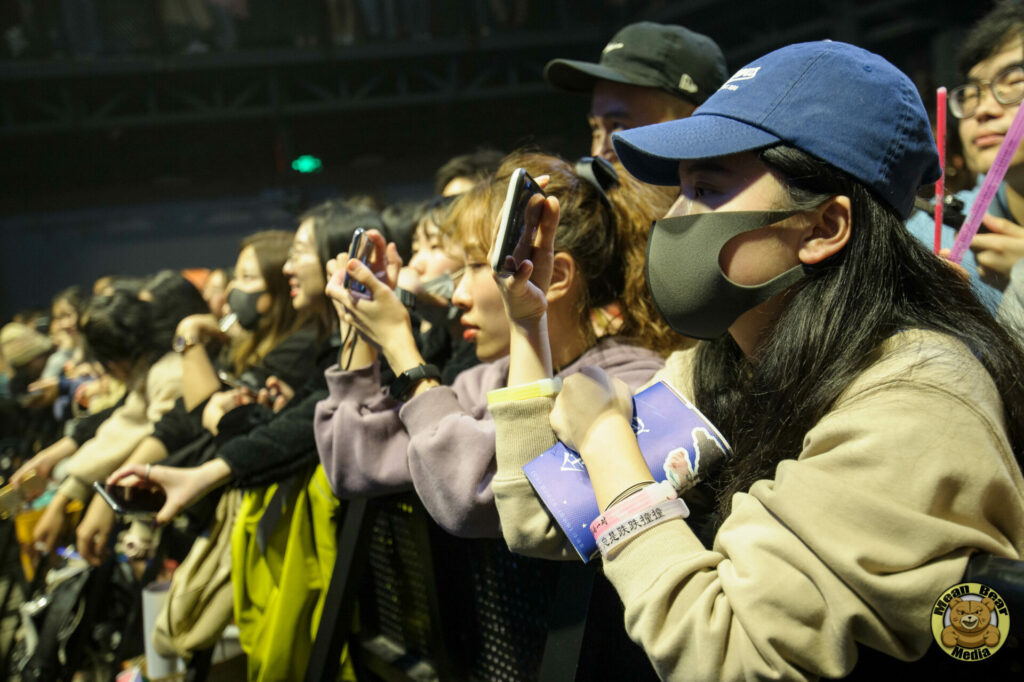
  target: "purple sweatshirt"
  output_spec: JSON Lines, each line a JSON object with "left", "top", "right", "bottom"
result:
{"left": 313, "top": 336, "right": 665, "bottom": 538}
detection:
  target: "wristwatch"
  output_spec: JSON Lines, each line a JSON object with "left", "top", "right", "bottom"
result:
{"left": 389, "top": 363, "right": 441, "bottom": 400}
{"left": 396, "top": 287, "right": 417, "bottom": 310}
{"left": 172, "top": 332, "right": 201, "bottom": 353}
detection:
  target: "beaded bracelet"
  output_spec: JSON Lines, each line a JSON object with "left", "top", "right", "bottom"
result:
{"left": 595, "top": 498, "right": 689, "bottom": 559}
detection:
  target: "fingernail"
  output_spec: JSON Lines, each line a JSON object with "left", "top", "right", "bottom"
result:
{"left": 347, "top": 260, "right": 360, "bottom": 271}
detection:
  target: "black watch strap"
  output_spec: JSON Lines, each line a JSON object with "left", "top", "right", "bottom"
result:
{"left": 389, "top": 363, "right": 441, "bottom": 401}
{"left": 396, "top": 287, "right": 417, "bottom": 310}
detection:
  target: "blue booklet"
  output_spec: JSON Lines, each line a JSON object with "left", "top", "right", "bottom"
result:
{"left": 522, "top": 380, "right": 731, "bottom": 562}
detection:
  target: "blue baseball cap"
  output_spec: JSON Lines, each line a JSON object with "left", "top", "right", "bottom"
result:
{"left": 612, "top": 41, "right": 941, "bottom": 218}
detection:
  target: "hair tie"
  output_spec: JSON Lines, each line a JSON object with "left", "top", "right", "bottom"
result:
{"left": 574, "top": 156, "right": 619, "bottom": 209}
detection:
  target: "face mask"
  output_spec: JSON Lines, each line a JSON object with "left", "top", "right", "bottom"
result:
{"left": 421, "top": 272, "right": 456, "bottom": 301}
{"left": 645, "top": 209, "right": 806, "bottom": 340}
{"left": 227, "top": 288, "right": 266, "bottom": 331}
{"left": 414, "top": 272, "right": 460, "bottom": 328}
{"left": 418, "top": 302, "right": 462, "bottom": 329}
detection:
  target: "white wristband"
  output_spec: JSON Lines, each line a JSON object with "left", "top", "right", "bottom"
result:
{"left": 595, "top": 497, "right": 689, "bottom": 560}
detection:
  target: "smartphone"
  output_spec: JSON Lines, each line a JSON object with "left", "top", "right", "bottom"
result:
{"left": 217, "top": 369, "right": 259, "bottom": 392}
{"left": 344, "top": 227, "right": 373, "bottom": 299}
{"left": 219, "top": 312, "right": 238, "bottom": 333}
{"left": 491, "top": 168, "right": 546, "bottom": 275}
{"left": 92, "top": 480, "right": 166, "bottom": 518}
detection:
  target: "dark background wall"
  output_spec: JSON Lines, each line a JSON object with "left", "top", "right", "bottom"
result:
{"left": 0, "top": 0, "right": 996, "bottom": 319}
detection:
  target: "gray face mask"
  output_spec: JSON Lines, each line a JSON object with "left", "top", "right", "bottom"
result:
{"left": 421, "top": 272, "right": 456, "bottom": 301}
{"left": 417, "top": 273, "right": 461, "bottom": 328}
{"left": 645, "top": 209, "right": 806, "bottom": 340}
{"left": 419, "top": 303, "right": 462, "bottom": 328}
{"left": 227, "top": 288, "right": 265, "bottom": 331}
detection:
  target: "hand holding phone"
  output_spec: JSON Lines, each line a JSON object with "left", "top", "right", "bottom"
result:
{"left": 217, "top": 369, "right": 259, "bottom": 392}
{"left": 93, "top": 480, "right": 167, "bottom": 519}
{"left": 344, "top": 228, "right": 375, "bottom": 299}
{"left": 492, "top": 168, "right": 547, "bottom": 275}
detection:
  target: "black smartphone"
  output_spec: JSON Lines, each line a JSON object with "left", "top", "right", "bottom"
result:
{"left": 217, "top": 369, "right": 259, "bottom": 392}
{"left": 491, "top": 168, "right": 546, "bottom": 274}
{"left": 92, "top": 480, "right": 166, "bottom": 518}
{"left": 344, "top": 227, "right": 374, "bottom": 299}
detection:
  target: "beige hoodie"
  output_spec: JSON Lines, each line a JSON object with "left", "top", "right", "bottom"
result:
{"left": 59, "top": 351, "right": 183, "bottom": 501}
{"left": 492, "top": 330, "right": 1024, "bottom": 679}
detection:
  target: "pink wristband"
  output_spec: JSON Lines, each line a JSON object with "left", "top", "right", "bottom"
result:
{"left": 590, "top": 480, "right": 677, "bottom": 538}
{"left": 595, "top": 498, "right": 689, "bottom": 559}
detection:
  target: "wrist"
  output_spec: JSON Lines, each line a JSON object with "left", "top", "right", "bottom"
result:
{"left": 510, "top": 312, "right": 548, "bottom": 337}
{"left": 201, "top": 459, "right": 233, "bottom": 490}
{"left": 173, "top": 329, "right": 204, "bottom": 353}
{"left": 384, "top": 338, "right": 426, "bottom": 377}
{"left": 389, "top": 363, "right": 441, "bottom": 401}
{"left": 579, "top": 413, "right": 636, "bottom": 466}
{"left": 508, "top": 313, "right": 553, "bottom": 383}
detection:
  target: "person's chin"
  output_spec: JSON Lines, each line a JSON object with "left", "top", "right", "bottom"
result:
{"left": 475, "top": 340, "right": 510, "bottom": 363}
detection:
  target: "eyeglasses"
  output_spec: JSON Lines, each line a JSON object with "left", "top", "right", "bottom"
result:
{"left": 949, "top": 63, "right": 1024, "bottom": 119}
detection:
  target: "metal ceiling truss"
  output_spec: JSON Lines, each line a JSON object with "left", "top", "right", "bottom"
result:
{"left": 0, "top": 33, "right": 597, "bottom": 135}
{"left": 0, "top": 0, "right": 983, "bottom": 137}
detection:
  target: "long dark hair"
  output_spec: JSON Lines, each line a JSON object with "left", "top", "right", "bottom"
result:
{"left": 693, "top": 145, "right": 1024, "bottom": 525}
{"left": 228, "top": 230, "right": 304, "bottom": 375}
{"left": 142, "top": 270, "right": 209, "bottom": 353}
{"left": 299, "top": 199, "right": 387, "bottom": 340}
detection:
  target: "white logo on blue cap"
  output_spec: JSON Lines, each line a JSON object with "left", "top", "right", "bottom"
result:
{"left": 678, "top": 74, "right": 698, "bottom": 93}
{"left": 721, "top": 66, "right": 761, "bottom": 91}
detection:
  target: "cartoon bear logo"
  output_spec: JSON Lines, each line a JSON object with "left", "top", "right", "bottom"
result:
{"left": 941, "top": 597, "right": 1001, "bottom": 649}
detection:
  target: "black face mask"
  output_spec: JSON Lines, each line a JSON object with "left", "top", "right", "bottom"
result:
{"left": 645, "top": 209, "right": 806, "bottom": 340}
{"left": 227, "top": 288, "right": 266, "bottom": 331}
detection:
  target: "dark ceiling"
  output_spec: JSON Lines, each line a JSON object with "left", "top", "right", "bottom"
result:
{"left": 0, "top": 0, "right": 995, "bottom": 215}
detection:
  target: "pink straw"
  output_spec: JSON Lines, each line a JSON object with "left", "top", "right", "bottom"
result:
{"left": 949, "top": 98, "right": 1024, "bottom": 264}
{"left": 934, "top": 88, "right": 946, "bottom": 254}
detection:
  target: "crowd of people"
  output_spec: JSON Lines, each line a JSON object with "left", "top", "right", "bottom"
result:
{"left": 2, "top": 2, "right": 1024, "bottom": 680}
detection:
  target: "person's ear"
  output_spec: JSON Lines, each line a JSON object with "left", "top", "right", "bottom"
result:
{"left": 799, "top": 195, "right": 851, "bottom": 265}
{"left": 546, "top": 252, "right": 578, "bottom": 303}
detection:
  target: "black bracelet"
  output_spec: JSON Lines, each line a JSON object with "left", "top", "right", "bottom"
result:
{"left": 388, "top": 363, "right": 441, "bottom": 401}
{"left": 604, "top": 481, "right": 655, "bottom": 512}
{"left": 396, "top": 287, "right": 417, "bottom": 310}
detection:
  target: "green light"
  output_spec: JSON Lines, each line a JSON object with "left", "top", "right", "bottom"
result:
{"left": 291, "top": 155, "right": 323, "bottom": 174}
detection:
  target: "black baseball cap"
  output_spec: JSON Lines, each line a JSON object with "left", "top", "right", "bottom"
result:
{"left": 544, "top": 22, "right": 728, "bottom": 106}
